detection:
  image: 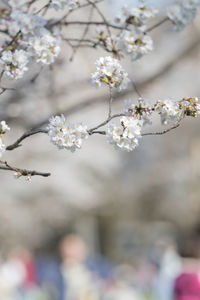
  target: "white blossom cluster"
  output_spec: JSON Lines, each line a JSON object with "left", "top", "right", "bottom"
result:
{"left": 155, "top": 99, "right": 184, "bottom": 125}
{"left": 1, "top": 0, "right": 199, "bottom": 85}
{"left": 28, "top": 28, "right": 61, "bottom": 65}
{"left": 167, "top": 0, "right": 200, "bottom": 31}
{"left": 10, "top": 10, "right": 47, "bottom": 35}
{"left": 114, "top": 2, "right": 157, "bottom": 61}
{"left": 119, "top": 29, "right": 153, "bottom": 61}
{"left": 0, "top": 121, "right": 10, "bottom": 158}
{"left": 94, "top": 1, "right": 157, "bottom": 61}
{"left": 47, "top": 115, "right": 88, "bottom": 152}
{"left": 179, "top": 97, "right": 200, "bottom": 117}
{"left": 0, "top": 49, "right": 28, "bottom": 79}
{"left": 0, "top": 6, "right": 61, "bottom": 79}
{"left": 94, "top": 28, "right": 121, "bottom": 58}
{"left": 49, "top": 0, "right": 79, "bottom": 10}
{"left": 91, "top": 56, "right": 130, "bottom": 91}
{"left": 124, "top": 97, "right": 200, "bottom": 128}
{"left": 106, "top": 117, "right": 142, "bottom": 152}
{"left": 44, "top": 95, "right": 200, "bottom": 155}
{"left": 124, "top": 99, "right": 152, "bottom": 126}
{"left": 115, "top": 3, "right": 158, "bottom": 30}
{"left": 95, "top": 0, "right": 200, "bottom": 60}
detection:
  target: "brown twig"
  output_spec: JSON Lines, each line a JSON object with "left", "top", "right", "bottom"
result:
{"left": 0, "top": 87, "right": 15, "bottom": 96}
{"left": 88, "top": 113, "right": 125, "bottom": 134}
{"left": 70, "top": 4, "right": 95, "bottom": 61}
{"left": 89, "top": 122, "right": 181, "bottom": 137}
{"left": 108, "top": 86, "right": 113, "bottom": 118}
{"left": 142, "top": 123, "right": 180, "bottom": 136}
{"left": 146, "top": 17, "right": 169, "bottom": 33}
{"left": 0, "top": 160, "right": 51, "bottom": 177}
{"left": 60, "top": 21, "right": 126, "bottom": 30}
{"left": 6, "top": 129, "right": 48, "bottom": 151}
{"left": 48, "top": 0, "right": 104, "bottom": 28}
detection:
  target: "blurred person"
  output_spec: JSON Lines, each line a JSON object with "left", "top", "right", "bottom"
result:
{"left": 174, "top": 234, "right": 200, "bottom": 300}
{"left": 152, "top": 237, "right": 182, "bottom": 300}
{"left": 133, "top": 258, "right": 159, "bottom": 298}
{"left": 0, "top": 247, "right": 48, "bottom": 300}
{"left": 102, "top": 264, "right": 142, "bottom": 300}
{"left": 36, "top": 253, "right": 65, "bottom": 300}
{"left": 59, "top": 234, "right": 101, "bottom": 300}
{"left": 36, "top": 234, "right": 113, "bottom": 300}
{"left": 174, "top": 269, "right": 200, "bottom": 300}
{"left": 0, "top": 249, "right": 26, "bottom": 300}
{"left": 13, "top": 247, "right": 49, "bottom": 300}
{"left": 12, "top": 248, "right": 37, "bottom": 289}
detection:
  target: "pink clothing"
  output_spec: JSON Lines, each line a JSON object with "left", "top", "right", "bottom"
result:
{"left": 174, "top": 273, "right": 200, "bottom": 300}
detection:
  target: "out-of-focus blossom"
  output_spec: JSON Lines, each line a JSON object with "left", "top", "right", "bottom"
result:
{"left": 49, "top": 0, "right": 79, "bottom": 10}
{"left": 167, "top": 0, "right": 200, "bottom": 31}
{"left": 120, "top": 29, "right": 153, "bottom": 61}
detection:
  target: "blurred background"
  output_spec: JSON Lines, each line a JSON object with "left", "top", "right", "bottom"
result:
{"left": 0, "top": 0, "right": 200, "bottom": 299}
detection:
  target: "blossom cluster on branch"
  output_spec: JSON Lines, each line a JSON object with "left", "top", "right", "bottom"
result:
{"left": 47, "top": 115, "right": 88, "bottom": 152}
{"left": 91, "top": 56, "right": 130, "bottom": 90}
{"left": 94, "top": 2, "right": 157, "bottom": 60}
{"left": 0, "top": 0, "right": 64, "bottom": 79}
{"left": 47, "top": 60, "right": 200, "bottom": 152}
{"left": 0, "top": 0, "right": 200, "bottom": 180}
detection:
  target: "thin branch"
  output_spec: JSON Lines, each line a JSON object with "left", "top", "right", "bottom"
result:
{"left": 88, "top": 113, "right": 125, "bottom": 134}
{"left": 146, "top": 17, "right": 169, "bottom": 33}
{"left": 108, "top": 86, "right": 113, "bottom": 118}
{"left": 89, "top": 122, "right": 181, "bottom": 137}
{"left": 0, "top": 87, "right": 16, "bottom": 96}
{"left": 34, "top": 1, "right": 50, "bottom": 15}
{"left": 63, "top": 38, "right": 96, "bottom": 43}
{"left": 53, "top": 16, "right": 168, "bottom": 33}
{"left": 0, "top": 160, "right": 51, "bottom": 177}
{"left": 142, "top": 123, "right": 180, "bottom": 136}
{"left": 0, "top": 29, "right": 9, "bottom": 35}
{"left": 7, "top": 30, "right": 21, "bottom": 47}
{"left": 60, "top": 21, "right": 126, "bottom": 30}
{"left": 30, "top": 67, "right": 43, "bottom": 83}
{"left": 6, "top": 129, "right": 48, "bottom": 151}
{"left": 63, "top": 38, "right": 100, "bottom": 50}
{"left": 131, "top": 80, "right": 143, "bottom": 99}
{"left": 70, "top": 4, "right": 95, "bottom": 61}
{"left": 91, "top": 130, "right": 106, "bottom": 135}
{"left": 48, "top": 0, "right": 104, "bottom": 28}
{"left": 86, "top": 0, "right": 114, "bottom": 50}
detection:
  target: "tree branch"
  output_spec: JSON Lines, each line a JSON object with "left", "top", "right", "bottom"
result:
{"left": 0, "top": 161, "right": 51, "bottom": 177}
{"left": 89, "top": 123, "right": 181, "bottom": 137}
{"left": 48, "top": 0, "right": 104, "bottom": 27}
{"left": 29, "top": 35, "right": 200, "bottom": 131}
{"left": 142, "top": 123, "right": 180, "bottom": 136}
{"left": 108, "top": 86, "right": 113, "bottom": 118}
{"left": 6, "top": 129, "right": 48, "bottom": 151}
{"left": 146, "top": 17, "right": 169, "bottom": 33}
{"left": 88, "top": 113, "right": 125, "bottom": 134}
